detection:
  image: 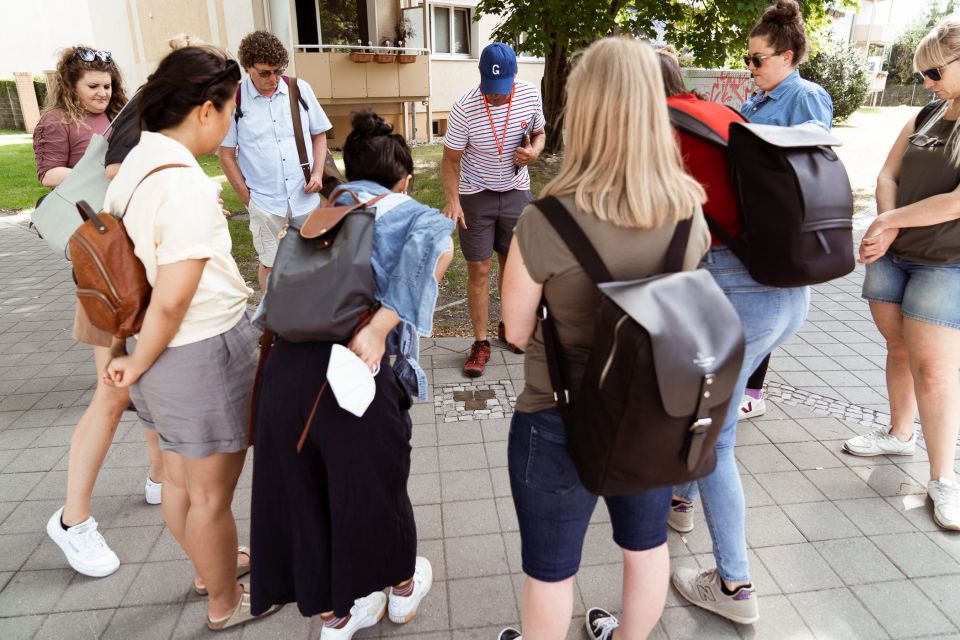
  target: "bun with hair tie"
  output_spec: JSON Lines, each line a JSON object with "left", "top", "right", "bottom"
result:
{"left": 350, "top": 110, "right": 394, "bottom": 137}
{"left": 763, "top": 0, "right": 802, "bottom": 26}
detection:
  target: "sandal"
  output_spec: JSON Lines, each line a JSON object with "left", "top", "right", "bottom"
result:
{"left": 205, "top": 584, "right": 282, "bottom": 631}
{"left": 195, "top": 546, "right": 251, "bottom": 596}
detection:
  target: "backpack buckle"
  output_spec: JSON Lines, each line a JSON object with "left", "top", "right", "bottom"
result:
{"left": 553, "top": 389, "right": 570, "bottom": 405}
{"left": 690, "top": 417, "right": 712, "bottom": 431}
{"left": 537, "top": 304, "right": 549, "bottom": 320}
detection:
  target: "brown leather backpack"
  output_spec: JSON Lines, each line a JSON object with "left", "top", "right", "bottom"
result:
{"left": 70, "top": 164, "right": 187, "bottom": 339}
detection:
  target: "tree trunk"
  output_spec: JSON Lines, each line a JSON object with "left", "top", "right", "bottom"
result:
{"left": 541, "top": 38, "right": 570, "bottom": 155}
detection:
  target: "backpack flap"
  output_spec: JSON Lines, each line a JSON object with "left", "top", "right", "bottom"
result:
{"left": 598, "top": 270, "right": 744, "bottom": 419}
{"left": 731, "top": 122, "right": 842, "bottom": 149}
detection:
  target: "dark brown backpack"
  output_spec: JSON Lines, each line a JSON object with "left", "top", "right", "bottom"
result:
{"left": 534, "top": 196, "right": 745, "bottom": 496}
{"left": 70, "top": 164, "right": 186, "bottom": 339}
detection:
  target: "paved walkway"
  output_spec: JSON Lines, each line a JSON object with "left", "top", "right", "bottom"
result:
{"left": 0, "top": 217, "right": 959, "bottom": 640}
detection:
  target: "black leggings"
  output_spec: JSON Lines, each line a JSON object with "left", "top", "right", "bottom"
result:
{"left": 746, "top": 354, "right": 770, "bottom": 391}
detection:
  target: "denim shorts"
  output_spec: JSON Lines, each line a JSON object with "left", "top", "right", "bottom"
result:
{"left": 507, "top": 409, "right": 671, "bottom": 582}
{"left": 862, "top": 254, "right": 960, "bottom": 330}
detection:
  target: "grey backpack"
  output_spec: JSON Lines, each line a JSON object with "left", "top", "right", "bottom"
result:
{"left": 255, "top": 189, "right": 386, "bottom": 342}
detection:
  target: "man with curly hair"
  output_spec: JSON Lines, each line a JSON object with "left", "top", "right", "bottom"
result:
{"left": 219, "top": 30, "right": 333, "bottom": 291}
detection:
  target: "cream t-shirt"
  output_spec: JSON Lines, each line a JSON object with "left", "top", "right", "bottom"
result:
{"left": 104, "top": 131, "right": 252, "bottom": 347}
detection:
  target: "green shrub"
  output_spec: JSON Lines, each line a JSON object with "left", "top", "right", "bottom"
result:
{"left": 34, "top": 77, "right": 48, "bottom": 109}
{"left": 799, "top": 41, "right": 870, "bottom": 124}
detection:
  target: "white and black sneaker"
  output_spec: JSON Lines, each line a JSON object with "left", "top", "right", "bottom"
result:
{"left": 497, "top": 628, "right": 522, "bottom": 640}
{"left": 586, "top": 607, "right": 619, "bottom": 640}
{"left": 46, "top": 507, "right": 119, "bottom": 577}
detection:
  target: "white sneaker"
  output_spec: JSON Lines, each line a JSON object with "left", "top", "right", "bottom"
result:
{"left": 842, "top": 428, "right": 916, "bottom": 457}
{"left": 46, "top": 507, "right": 120, "bottom": 578}
{"left": 319, "top": 591, "right": 387, "bottom": 639}
{"left": 144, "top": 476, "right": 162, "bottom": 505}
{"left": 388, "top": 556, "right": 433, "bottom": 624}
{"left": 585, "top": 607, "right": 620, "bottom": 640}
{"left": 738, "top": 395, "right": 766, "bottom": 420}
{"left": 928, "top": 477, "right": 960, "bottom": 531}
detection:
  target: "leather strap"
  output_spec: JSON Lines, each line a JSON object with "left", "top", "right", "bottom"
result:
{"left": 685, "top": 373, "right": 716, "bottom": 471}
{"left": 300, "top": 192, "right": 388, "bottom": 239}
{"left": 287, "top": 76, "right": 312, "bottom": 185}
{"left": 247, "top": 329, "right": 276, "bottom": 446}
{"left": 120, "top": 164, "right": 189, "bottom": 219}
{"left": 297, "top": 380, "right": 328, "bottom": 453}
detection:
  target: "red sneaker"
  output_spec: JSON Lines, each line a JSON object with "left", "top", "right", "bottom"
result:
{"left": 498, "top": 321, "right": 524, "bottom": 354}
{"left": 463, "top": 340, "right": 491, "bottom": 378}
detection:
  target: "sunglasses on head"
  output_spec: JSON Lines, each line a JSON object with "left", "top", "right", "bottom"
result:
{"left": 76, "top": 47, "right": 112, "bottom": 64}
{"left": 919, "top": 56, "right": 960, "bottom": 82}
{"left": 742, "top": 52, "right": 782, "bottom": 69}
{"left": 254, "top": 67, "right": 285, "bottom": 79}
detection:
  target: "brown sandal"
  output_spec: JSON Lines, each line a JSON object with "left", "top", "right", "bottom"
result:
{"left": 195, "top": 546, "right": 251, "bottom": 596}
{"left": 205, "top": 584, "right": 282, "bottom": 631}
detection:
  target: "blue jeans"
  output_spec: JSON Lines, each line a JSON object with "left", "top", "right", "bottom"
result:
{"left": 674, "top": 247, "right": 809, "bottom": 582}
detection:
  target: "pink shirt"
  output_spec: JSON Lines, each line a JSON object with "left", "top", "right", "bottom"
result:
{"left": 33, "top": 109, "right": 110, "bottom": 183}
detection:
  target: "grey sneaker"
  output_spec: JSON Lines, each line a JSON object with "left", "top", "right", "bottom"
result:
{"left": 668, "top": 499, "right": 695, "bottom": 533}
{"left": 842, "top": 428, "right": 915, "bottom": 457}
{"left": 928, "top": 477, "right": 960, "bottom": 531}
{"left": 672, "top": 567, "right": 759, "bottom": 624}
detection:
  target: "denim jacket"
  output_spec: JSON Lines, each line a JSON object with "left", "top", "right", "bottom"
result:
{"left": 740, "top": 70, "right": 834, "bottom": 130}
{"left": 334, "top": 180, "right": 455, "bottom": 401}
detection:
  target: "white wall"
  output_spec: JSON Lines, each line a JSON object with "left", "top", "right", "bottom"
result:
{"left": 2, "top": 0, "right": 97, "bottom": 77}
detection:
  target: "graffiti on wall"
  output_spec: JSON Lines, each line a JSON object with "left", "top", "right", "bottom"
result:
{"left": 683, "top": 70, "right": 755, "bottom": 109}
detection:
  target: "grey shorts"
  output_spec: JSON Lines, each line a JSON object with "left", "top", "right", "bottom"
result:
{"left": 130, "top": 315, "right": 259, "bottom": 458}
{"left": 458, "top": 189, "right": 532, "bottom": 262}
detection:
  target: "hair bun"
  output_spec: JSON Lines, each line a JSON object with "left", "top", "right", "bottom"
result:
{"left": 350, "top": 109, "right": 393, "bottom": 138}
{"left": 763, "top": 0, "right": 801, "bottom": 26}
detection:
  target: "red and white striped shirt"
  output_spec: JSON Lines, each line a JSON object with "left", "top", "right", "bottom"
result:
{"left": 444, "top": 80, "right": 545, "bottom": 194}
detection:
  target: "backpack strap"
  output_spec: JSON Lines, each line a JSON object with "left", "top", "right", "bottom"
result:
{"left": 668, "top": 106, "right": 729, "bottom": 148}
{"left": 286, "top": 76, "right": 312, "bottom": 186}
{"left": 281, "top": 75, "right": 310, "bottom": 111}
{"left": 120, "top": 164, "right": 189, "bottom": 219}
{"left": 533, "top": 196, "right": 613, "bottom": 283}
{"left": 234, "top": 84, "right": 242, "bottom": 124}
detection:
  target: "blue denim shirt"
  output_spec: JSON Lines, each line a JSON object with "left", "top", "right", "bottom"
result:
{"left": 740, "top": 70, "right": 833, "bottom": 130}
{"left": 334, "top": 181, "right": 455, "bottom": 401}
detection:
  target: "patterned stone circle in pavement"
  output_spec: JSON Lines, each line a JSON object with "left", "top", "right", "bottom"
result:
{"left": 434, "top": 379, "right": 517, "bottom": 422}
{"left": 765, "top": 381, "right": 895, "bottom": 429}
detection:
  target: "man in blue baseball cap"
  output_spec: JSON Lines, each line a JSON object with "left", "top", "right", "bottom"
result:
{"left": 441, "top": 42, "right": 546, "bottom": 378}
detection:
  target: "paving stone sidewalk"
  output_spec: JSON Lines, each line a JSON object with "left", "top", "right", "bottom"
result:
{"left": 0, "top": 220, "right": 959, "bottom": 640}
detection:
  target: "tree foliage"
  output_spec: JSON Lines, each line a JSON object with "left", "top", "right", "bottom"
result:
{"left": 888, "top": 0, "right": 956, "bottom": 85}
{"left": 475, "top": 0, "right": 859, "bottom": 152}
{"left": 799, "top": 40, "right": 870, "bottom": 122}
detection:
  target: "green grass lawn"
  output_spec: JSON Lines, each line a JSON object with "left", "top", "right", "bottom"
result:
{"left": 0, "top": 140, "right": 559, "bottom": 335}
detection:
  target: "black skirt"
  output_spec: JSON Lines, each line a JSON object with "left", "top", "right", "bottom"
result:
{"left": 249, "top": 339, "right": 417, "bottom": 617}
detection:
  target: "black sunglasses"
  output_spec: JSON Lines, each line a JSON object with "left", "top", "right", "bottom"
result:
{"left": 76, "top": 47, "right": 112, "bottom": 64}
{"left": 742, "top": 52, "right": 783, "bottom": 69}
{"left": 254, "top": 67, "right": 285, "bottom": 79}
{"left": 919, "top": 56, "right": 960, "bottom": 82}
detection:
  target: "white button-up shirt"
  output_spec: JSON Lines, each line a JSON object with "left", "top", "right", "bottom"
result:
{"left": 221, "top": 76, "right": 332, "bottom": 216}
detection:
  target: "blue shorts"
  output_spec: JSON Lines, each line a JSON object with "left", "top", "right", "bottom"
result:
{"left": 862, "top": 254, "right": 960, "bottom": 330}
{"left": 507, "top": 409, "right": 671, "bottom": 582}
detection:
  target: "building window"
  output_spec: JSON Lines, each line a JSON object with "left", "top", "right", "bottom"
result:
{"left": 432, "top": 5, "right": 471, "bottom": 56}
{"left": 312, "top": 0, "right": 371, "bottom": 47}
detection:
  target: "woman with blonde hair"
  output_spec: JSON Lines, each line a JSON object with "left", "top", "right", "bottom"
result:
{"left": 498, "top": 37, "right": 710, "bottom": 640}
{"left": 840, "top": 18, "right": 960, "bottom": 530}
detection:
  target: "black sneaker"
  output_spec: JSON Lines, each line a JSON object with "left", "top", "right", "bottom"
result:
{"left": 586, "top": 607, "right": 619, "bottom": 640}
{"left": 497, "top": 628, "right": 521, "bottom": 640}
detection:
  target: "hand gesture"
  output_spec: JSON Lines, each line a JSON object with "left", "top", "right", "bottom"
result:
{"left": 304, "top": 174, "right": 323, "bottom": 194}
{"left": 103, "top": 356, "right": 145, "bottom": 388}
{"left": 513, "top": 135, "right": 537, "bottom": 167}
{"left": 443, "top": 200, "right": 467, "bottom": 230}
{"left": 348, "top": 324, "right": 385, "bottom": 373}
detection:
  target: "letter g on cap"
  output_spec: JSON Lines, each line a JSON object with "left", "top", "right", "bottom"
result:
{"left": 492, "top": 64, "right": 500, "bottom": 76}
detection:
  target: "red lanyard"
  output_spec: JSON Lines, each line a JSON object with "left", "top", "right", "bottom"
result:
{"left": 483, "top": 84, "right": 515, "bottom": 158}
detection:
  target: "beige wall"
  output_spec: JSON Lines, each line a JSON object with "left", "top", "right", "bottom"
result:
{"left": 5, "top": 0, "right": 258, "bottom": 89}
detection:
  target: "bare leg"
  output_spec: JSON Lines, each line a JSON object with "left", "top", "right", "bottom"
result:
{"left": 143, "top": 429, "right": 164, "bottom": 483}
{"left": 62, "top": 345, "right": 130, "bottom": 525}
{"left": 161, "top": 449, "right": 247, "bottom": 619}
{"left": 467, "top": 258, "right": 493, "bottom": 342}
{"left": 618, "top": 544, "right": 670, "bottom": 639}
{"left": 258, "top": 265, "right": 272, "bottom": 294}
{"left": 870, "top": 302, "right": 918, "bottom": 440}
{"left": 902, "top": 318, "right": 960, "bottom": 481}
{"left": 519, "top": 575, "right": 575, "bottom": 640}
